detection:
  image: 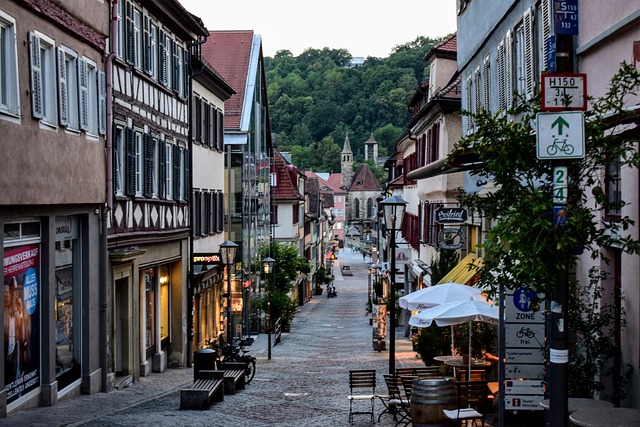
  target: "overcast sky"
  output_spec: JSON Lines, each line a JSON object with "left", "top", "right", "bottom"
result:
{"left": 178, "top": 0, "right": 458, "bottom": 58}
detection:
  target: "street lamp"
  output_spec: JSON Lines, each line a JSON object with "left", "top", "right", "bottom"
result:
{"left": 262, "top": 256, "right": 275, "bottom": 360}
{"left": 219, "top": 240, "right": 238, "bottom": 345}
{"left": 379, "top": 195, "right": 407, "bottom": 375}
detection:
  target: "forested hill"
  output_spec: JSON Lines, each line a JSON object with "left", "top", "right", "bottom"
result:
{"left": 264, "top": 35, "right": 449, "bottom": 173}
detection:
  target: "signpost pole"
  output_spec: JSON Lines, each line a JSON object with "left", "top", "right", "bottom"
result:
{"left": 547, "top": 2, "right": 579, "bottom": 425}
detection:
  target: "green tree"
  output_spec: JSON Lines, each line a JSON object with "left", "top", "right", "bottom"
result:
{"left": 454, "top": 62, "right": 640, "bottom": 400}
{"left": 253, "top": 242, "right": 312, "bottom": 325}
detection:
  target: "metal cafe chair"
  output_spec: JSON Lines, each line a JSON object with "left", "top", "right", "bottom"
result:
{"left": 347, "top": 369, "right": 376, "bottom": 423}
{"left": 442, "top": 380, "right": 489, "bottom": 427}
{"left": 380, "top": 374, "right": 411, "bottom": 426}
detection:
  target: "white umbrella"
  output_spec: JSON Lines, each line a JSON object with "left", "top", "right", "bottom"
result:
{"left": 400, "top": 282, "right": 491, "bottom": 357}
{"left": 409, "top": 298, "right": 499, "bottom": 380}
{"left": 398, "top": 282, "right": 489, "bottom": 311}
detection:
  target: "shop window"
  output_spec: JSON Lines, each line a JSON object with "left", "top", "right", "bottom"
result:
{"left": 159, "top": 266, "right": 169, "bottom": 341}
{"left": 144, "top": 268, "right": 156, "bottom": 349}
{"left": 54, "top": 216, "right": 81, "bottom": 391}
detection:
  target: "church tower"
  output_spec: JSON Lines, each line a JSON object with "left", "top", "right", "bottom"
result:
{"left": 341, "top": 134, "right": 353, "bottom": 190}
{"left": 364, "top": 133, "right": 379, "bottom": 164}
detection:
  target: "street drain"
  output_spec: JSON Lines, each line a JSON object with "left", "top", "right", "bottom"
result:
{"left": 284, "top": 392, "right": 309, "bottom": 397}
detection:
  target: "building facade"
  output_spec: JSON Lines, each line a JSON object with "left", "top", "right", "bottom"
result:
{"left": 1, "top": 0, "right": 109, "bottom": 414}
{"left": 107, "top": 0, "right": 207, "bottom": 388}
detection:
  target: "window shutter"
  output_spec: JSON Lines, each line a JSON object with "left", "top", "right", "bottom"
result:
{"left": 194, "top": 96, "right": 201, "bottom": 142}
{"left": 125, "top": 127, "right": 136, "bottom": 196}
{"left": 143, "top": 15, "right": 151, "bottom": 74}
{"left": 505, "top": 30, "right": 513, "bottom": 110}
{"left": 217, "top": 192, "right": 224, "bottom": 232}
{"left": 143, "top": 133, "right": 153, "bottom": 197}
{"left": 57, "top": 48, "right": 68, "bottom": 126}
{"left": 125, "top": 1, "right": 135, "bottom": 65}
{"left": 211, "top": 106, "right": 218, "bottom": 149}
{"left": 465, "top": 74, "right": 474, "bottom": 131}
{"left": 193, "top": 191, "right": 201, "bottom": 236}
{"left": 172, "top": 40, "right": 180, "bottom": 92}
{"left": 483, "top": 56, "right": 491, "bottom": 114}
{"left": 183, "top": 148, "right": 190, "bottom": 201}
{"left": 29, "top": 32, "right": 43, "bottom": 119}
{"left": 523, "top": 7, "right": 535, "bottom": 100}
{"left": 79, "top": 58, "right": 89, "bottom": 131}
{"left": 158, "top": 30, "right": 167, "bottom": 86}
{"left": 158, "top": 139, "right": 166, "bottom": 198}
{"left": 541, "top": 0, "right": 552, "bottom": 71}
{"left": 217, "top": 110, "right": 224, "bottom": 151}
{"left": 173, "top": 144, "right": 180, "bottom": 200}
{"left": 112, "top": 123, "right": 119, "bottom": 193}
{"left": 183, "top": 48, "right": 189, "bottom": 98}
{"left": 497, "top": 38, "right": 506, "bottom": 111}
{"left": 98, "top": 71, "right": 107, "bottom": 135}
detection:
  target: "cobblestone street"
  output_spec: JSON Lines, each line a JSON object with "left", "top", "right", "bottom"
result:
{"left": 3, "top": 248, "right": 426, "bottom": 427}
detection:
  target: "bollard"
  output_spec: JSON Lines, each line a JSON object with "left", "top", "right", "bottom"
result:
{"left": 193, "top": 348, "right": 217, "bottom": 382}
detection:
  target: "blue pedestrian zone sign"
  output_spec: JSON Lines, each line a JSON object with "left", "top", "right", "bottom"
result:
{"left": 513, "top": 288, "right": 539, "bottom": 313}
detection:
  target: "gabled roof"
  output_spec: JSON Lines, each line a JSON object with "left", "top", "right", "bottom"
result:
{"left": 273, "top": 150, "right": 304, "bottom": 201}
{"left": 202, "top": 31, "right": 264, "bottom": 143}
{"left": 424, "top": 33, "right": 457, "bottom": 62}
{"left": 348, "top": 164, "right": 382, "bottom": 192}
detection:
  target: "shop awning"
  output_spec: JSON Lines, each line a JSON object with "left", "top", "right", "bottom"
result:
{"left": 436, "top": 252, "right": 482, "bottom": 285}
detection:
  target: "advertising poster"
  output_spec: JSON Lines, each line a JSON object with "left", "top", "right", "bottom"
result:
{"left": 4, "top": 244, "right": 41, "bottom": 404}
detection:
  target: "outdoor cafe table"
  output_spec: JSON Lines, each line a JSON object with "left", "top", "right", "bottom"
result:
{"left": 569, "top": 407, "right": 640, "bottom": 427}
{"left": 539, "top": 397, "right": 613, "bottom": 414}
{"left": 433, "top": 355, "right": 491, "bottom": 368}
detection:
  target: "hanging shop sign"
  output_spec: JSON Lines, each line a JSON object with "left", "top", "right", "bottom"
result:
{"left": 438, "top": 227, "right": 466, "bottom": 250}
{"left": 436, "top": 207, "right": 468, "bottom": 224}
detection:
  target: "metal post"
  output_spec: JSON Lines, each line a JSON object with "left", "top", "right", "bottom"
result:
{"left": 267, "top": 297, "right": 272, "bottom": 360}
{"left": 226, "top": 263, "right": 232, "bottom": 345}
{"left": 389, "top": 231, "right": 396, "bottom": 375}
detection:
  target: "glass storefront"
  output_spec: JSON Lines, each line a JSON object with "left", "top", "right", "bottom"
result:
{"left": 54, "top": 216, "right": 81, "bottom": 391}
{"left": 3, "top": 221, "right": 42, "bottom": 405}
{"left": 144, "top": 265, "right": 171, "bottom": 353}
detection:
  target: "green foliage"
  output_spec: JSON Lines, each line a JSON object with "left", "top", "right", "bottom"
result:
{"left": 454, "top": 62, "right": 640, "bottom": 402}
{"left": 455, "top": 62, "right": 640, "bottom": 297}
{"left": 417, "top": 324, "right": 452, "bottom": 365}
{"left": 266, "top": 37, "right": 446, "bottom": 170}
{"left": 568, "top": 267, "right": 630, "bottom": 400}
{"left": 253, "top": 241, "right": 312, "bottom": 325}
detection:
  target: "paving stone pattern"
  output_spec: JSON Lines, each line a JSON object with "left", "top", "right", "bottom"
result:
{"left": 1, "top": 248, "right": 473, "bottom": 426}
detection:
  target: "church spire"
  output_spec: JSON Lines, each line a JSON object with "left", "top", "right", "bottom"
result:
{"left": 341, "top": 133, "right": 353, "bottom": 190}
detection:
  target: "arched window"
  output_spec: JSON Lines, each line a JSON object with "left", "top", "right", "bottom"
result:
{"left": 354, "top": 198, "right": 360, "bottom": 219}
{"left": 366, "top": 198, "right": 373, "bottom": 218}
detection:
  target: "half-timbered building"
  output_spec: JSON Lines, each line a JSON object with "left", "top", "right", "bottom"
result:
{"left": 107, "top": 0, "right": 207, "bottom": 387}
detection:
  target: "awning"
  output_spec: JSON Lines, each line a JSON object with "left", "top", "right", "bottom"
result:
{"left": 410, "top": 259, "right": 430, "bottom": 278}
{"left": 437, "top": 252, "right": 482, "bottom": 285}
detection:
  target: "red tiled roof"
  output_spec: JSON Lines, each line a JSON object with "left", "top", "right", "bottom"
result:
{"left": 348, "top": 164, "right": 382, "bottom": 192}
{"left": 326, "top": 174, "right": 346, "bottom": 193}
{"left": 424, "top": 33, "right": 457, "bottom": 61}
{"left": 273, "top": 150, "right": 303, "bottom": 201}
{"left": 202, "top": 31, "right": 254, "bottom": 129}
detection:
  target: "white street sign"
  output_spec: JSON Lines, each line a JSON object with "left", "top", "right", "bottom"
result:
{"left": 506, "top": 348, "right": 545, "bottom": 364}
{"left": 536, "top": 112, "right": 585, "bottom": 159}
{"left": 541, "top": 73, "right": 587, "bottom": 111}
{"left": 505, "top": 394, "right": 544, "bottom": 411}
{"left": 505, "top": 363, "right": 545, "bottom": 379}
{"left": 506, "top": 323, "right": 545, "bottom": 348}
{"left": 504, "top": 379, "right": 544, "bottom": 395}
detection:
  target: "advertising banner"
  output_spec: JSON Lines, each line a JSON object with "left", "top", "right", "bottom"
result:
{"left": 4, "top": 244, "right": 41, "bottom": 404}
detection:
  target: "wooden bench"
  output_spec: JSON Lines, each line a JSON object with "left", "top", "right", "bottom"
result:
{"left": 180, "top": 370, "right": 224, "bottom": 409}
{"left": 220, "top": 362, "right": 246, "bottom": 394}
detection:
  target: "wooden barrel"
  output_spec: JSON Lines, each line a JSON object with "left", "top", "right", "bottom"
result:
{"left": 410, "top": 378, "right": 458, "bottom": 427}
